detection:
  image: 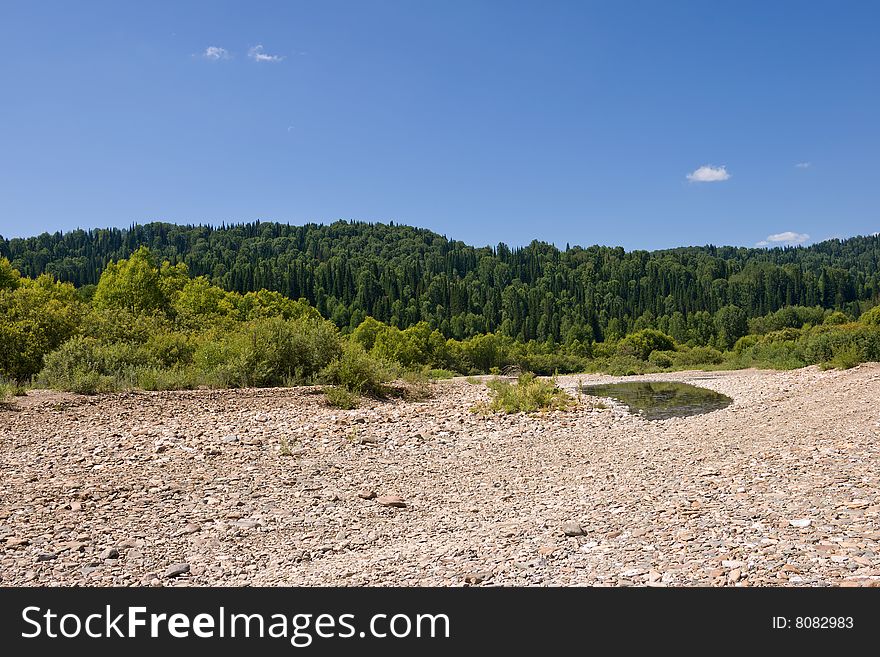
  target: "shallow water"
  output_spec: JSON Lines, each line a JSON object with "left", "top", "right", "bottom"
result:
{"left": 580, "top": 381, "right": 732, "bottom": 420}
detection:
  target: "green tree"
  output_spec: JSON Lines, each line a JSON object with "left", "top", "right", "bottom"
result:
{"left": 93, "top": 247, "right": 166, "bottom": 315}
{"left": 714, "top": 305, "right": 748, "bottom": 350}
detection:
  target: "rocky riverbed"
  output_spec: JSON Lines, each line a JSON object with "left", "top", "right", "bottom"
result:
{"left": 2, "top": 365, "right": 879, "bottom": 587}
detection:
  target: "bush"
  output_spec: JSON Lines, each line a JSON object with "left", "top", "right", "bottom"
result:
{"left": 616, "top": 329, "right": 675, "bottom": 361}
{"left": 732, "top": 335, "right": 758, "bottom": 354}
{"left": 587, "top": 355, "right": 660, "bottom": 376}
{"left": 400, "top": 370, "right": 434, "bottom": 401}
{"left": 648, "top": 350, "right": 675, "bottom": 368}
{"left": 824, "top": 311, "right": 851, "bottom": 325}
{"left": 0, "top": 378, "right": 26, "bottom": 404}
{"left": 824, "top": 344, "right": 862, "bottom": 370}
{"left": 324, "top": 385, "right": 360, "bottom": 409}
{"left": 426, "top": 368, "right": 455, "bottom": 379}
{"left": 861, "top": 306, "right": 880, "bottom": 326}
{"left": 475, "top": 373, "right": 575, "bottom": 414}
{"left": 195, "top": 316, "right": 342, "bottom": 388}
{"left": 319, "top": 342, "right": 396, "bottom": 396}
{"left": 40, "top": 336, "right": 139, "bottom": 391}
{"left": 741, "top": 340, "right": 806, "bottom": 369}
{"left": 673, "top": 346, "right": 724, "bottom": 367}
{"left": 136, "top": 367, "right": 200, "bottom": 391}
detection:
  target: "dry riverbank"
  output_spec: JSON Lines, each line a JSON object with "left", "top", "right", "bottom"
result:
{"left": 2, "top": 365, "right": 879, "bottom": 586}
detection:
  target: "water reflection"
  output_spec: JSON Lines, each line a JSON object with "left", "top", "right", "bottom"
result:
{"left": 580, "top": 381, "right": 732, "bottom": 420}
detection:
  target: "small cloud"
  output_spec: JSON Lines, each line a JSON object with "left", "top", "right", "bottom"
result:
{"left": 756, "top": 231, "right": 810, "bottom": 247}
{"left": 795, "top": 162, "right": 811, "bottom": 169}
{"left": 201, "top": 46, "right": 230, "bottom": 61}
{"left": 248, "top": 45, "right": 284, "bottom": 62}
{"left": 686, "top": 165, "right": 730, "bottom": 183}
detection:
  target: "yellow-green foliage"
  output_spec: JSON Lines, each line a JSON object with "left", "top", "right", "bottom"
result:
{"left": 0, "top": 273, "right": 82, "bottom": 381}
{"left": 861, "top": 306, "right": 880, "bottom": 326}
{"left": 319, "top": 341, "right": 396, "bottom": 395}
{"left": 324, "top": 385, "right": 360, "bottom": 409}
{"left": 475, "top": 373, "right": 575, "bottom": 414}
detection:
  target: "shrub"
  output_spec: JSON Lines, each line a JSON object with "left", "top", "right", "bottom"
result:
{"left": 319, "top": 342, "right": 396, "bottom": 396}
{"left": 475, "top": 373, "right": 575, "bottom": 414}
{"left": 673, "top": 346, "right": 724, "bottom": 367}
{"left": 39, "top": 336, "right": 142, "bottom": 391}
{"left": 648, "top": 350, "right": 675, "bottom": 368}
{"left": 400, "top": 370, "right": 434, "bottom": 401}
{"left": 824, "top": 311, "right": 851, "bottom": 325}
{"left": 587, "top": 355, "right": 660, "bottom": 376}
{"left": 0, "top": 378, "right": 26, "bottom": 404}
{"left": 426, "top": 368, "right": 455, "bottom": 379}
{"left": 742, "top": 340, "right": 806, "bottom": 369}
{"left": 136, "top": 367, "right": 200, "bottom": 391}
{"left": 824, "top": 343, "right": 862, "bottom": 370}
{"left": 515, "top": 352, "right": 589, "bottom": 375}
{"left": 861, "top": 306, "right": 880, "bottom": 326}
{"left": 195, "top": 316, "right": 342, "bottom": 388}
{"left": 616, "top": 329, "right": 675, "bottom": 361}
{"left": 324, "top": 385, "right": 360, "bottom": 409}
{"left": 732, "top": 335, "right": 758, "bottom": 354}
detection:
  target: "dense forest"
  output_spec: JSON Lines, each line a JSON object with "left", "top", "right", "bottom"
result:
{"left": 3, "top": 222, "right": 880, "bottom": 404}
{"left": 3, "top": 221, "right": 879, "bottom": 344}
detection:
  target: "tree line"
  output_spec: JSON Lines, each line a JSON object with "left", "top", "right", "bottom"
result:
{"left": 3, "top": 221, "right": 878, "bottom": 344}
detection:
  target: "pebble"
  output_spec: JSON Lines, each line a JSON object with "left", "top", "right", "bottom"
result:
{"left": 163, "top": 563, "right": 191, "bottom": 579}
{"left": 377, "top": 495, "right": 407, "bottom": 508}
{"left": 1, "top": 368, "right": 879, "bottom": 587}
{"left": 561, "top": 522, "right": 586, "bottom": 537}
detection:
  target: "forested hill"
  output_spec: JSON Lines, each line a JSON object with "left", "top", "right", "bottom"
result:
{"left": 2, "top": 221, "right": 879, "bottom": 342}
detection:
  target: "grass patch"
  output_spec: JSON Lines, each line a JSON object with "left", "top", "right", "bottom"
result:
{"left": 473, "top": 373, "right": 575, "bottom": 414}
{"left": 400, "top": 370, "right": 434, "bottom": 401}
{"left": 426, "top": 368, "right": 455, "bottom": 379}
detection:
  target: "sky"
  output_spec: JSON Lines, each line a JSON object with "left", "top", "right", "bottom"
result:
{"left": 0, "top": 1, "right": 878, "bottom": 250}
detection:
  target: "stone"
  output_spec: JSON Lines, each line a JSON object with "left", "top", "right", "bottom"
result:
{"left": 358, "top": 489, "right": 377, "bottom": 500}
{"left": 463, "top": 572, "right": 489, "bottom": 584}
{"left": 537, "top": 546, "right": 557, "bottom": 556}
{"left": 36, "top": 553, "right": 57, "bottom": 562}
{"left": 232, "top": 520, "right": 260, "bottom": 529}
{"left": 561, "top": 522, "right": 586, "bottom": 537}
{"left": 222, "top": 434, "right": 239, "bottom": 443}
{"left": 57, "top": 541, "right": 87, "bottom": 553}
{"left": 728, "top": 569, "right": 741, "bottom": 583}
{"left": 163, "top": 563, "right": 190, "bottom": 578}
{"left": 789, "top": 518, "right": 812, "bottom": 528}
{"left": 377, "top": 495, "right": 407, "bottom": 508}
{"left": 100, "top": 548, "right": 120, "bottom": 560}
{"left": 182, "top": 523, "right": 201, "bottom": 534}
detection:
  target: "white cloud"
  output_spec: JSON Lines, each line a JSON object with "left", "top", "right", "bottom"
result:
{"left": 756, "top": 231, "right": 810, "bottom": 247}
{"left": 795, "top": 162, "right": 811, "bottom": 169}
{"left": 201, "top": 46, "right": 230, "bottom": 60}
{"left": 686, "top": 165, "right": 730, "bottom": 182}
{"left": 248, "top": 45, "right": 284, "bottom": 62}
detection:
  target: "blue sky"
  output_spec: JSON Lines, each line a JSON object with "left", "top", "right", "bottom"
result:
{"left": 1, "top": 1, "right": 877, "bottom": 250}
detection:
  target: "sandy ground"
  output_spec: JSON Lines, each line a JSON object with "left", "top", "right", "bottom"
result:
{"left": 1, "top": 365, "right": 879, "bottom": 587}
